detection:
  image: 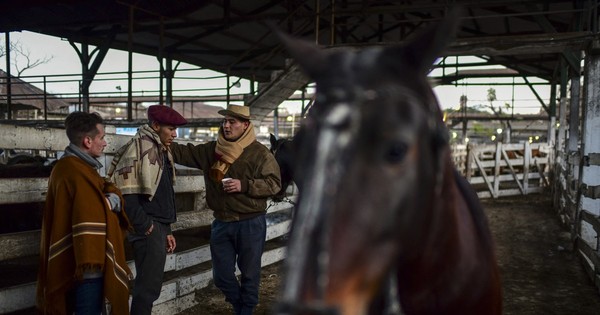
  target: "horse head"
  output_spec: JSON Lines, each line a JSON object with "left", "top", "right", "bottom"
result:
{"left": 275, "top": 8, "right": 500, "bottom": 315}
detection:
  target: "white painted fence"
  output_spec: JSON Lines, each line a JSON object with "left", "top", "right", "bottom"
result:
{"left": 461, "top": 142, "right": 551, "bottom": 199}
{"left": 0, "top": 124, "right": 295, "bottom": 314}
{"left": 553, "top": 52, "right": 600, "bottom": 293}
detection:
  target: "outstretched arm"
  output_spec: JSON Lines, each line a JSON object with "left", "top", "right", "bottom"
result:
{"left": 170, "top": 141, "right": 210, "bottom": 170}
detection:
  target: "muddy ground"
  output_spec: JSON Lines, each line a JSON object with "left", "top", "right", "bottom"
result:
{"left": 178, "top": 194, "right": 600, "bottom": 315}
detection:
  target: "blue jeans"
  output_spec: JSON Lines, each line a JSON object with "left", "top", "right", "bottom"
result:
{"left": 211, "top": 215, "right": 266, "bottom": 315}
{"left": 74, "top": 277, "right": 103, "bottom": 315}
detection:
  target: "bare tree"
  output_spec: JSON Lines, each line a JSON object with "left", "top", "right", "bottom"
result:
{"left": 485, "top": 88, "right": 515, "bottom": 142}
{"left": 487, "top": 87, "right": 498, "bottom": 114}
{"left": 459, "top": 94, "right": 468, "bottom": 110}
{"left": 0, "top": 37, "right": 53, "bottom": 77}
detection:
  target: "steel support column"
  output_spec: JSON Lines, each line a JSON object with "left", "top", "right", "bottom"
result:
{"left": 4, "top": 32, "right": 11, "bottom": 120}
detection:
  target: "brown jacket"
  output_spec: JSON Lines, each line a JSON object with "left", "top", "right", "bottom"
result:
{"left": 170, "top": 140, "right": 281, "bottom": 221}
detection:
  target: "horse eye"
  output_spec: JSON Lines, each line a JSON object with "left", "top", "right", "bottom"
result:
{"left": 386, "top": 142, "right": 408, "bottom": 163}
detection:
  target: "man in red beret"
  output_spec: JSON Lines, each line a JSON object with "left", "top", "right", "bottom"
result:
{"left": 108, "top": 105, "right": 187, "bottom": 315}
{"left": 147, "top": 104, "right": 188, "bottom": 127}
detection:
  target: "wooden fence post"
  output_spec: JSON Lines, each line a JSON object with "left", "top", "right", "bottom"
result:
{"left": 576, "top": 47, "right": 600, "bottom": 274}
{"left": 523, "top": 141, "right": 530, "bottom": 194}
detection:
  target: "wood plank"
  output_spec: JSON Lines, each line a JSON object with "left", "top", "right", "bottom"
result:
{"left": 0, "top": 178, "right": 47, "bottom": 204}
{"left": 0, "top": 176, "right": 290, "bottom": 212}
{"left": 476, "top": 187, "right": 542, "bottom": 199}
{"left": 0, "top": 175, "right": 204, "bottom": 204}
{"left": 469, "top": 142, "right": 548, "bottom": 154}
{"left": 0, "top": 209, "right": 215, "bottom": 262}
{"left": 501, "top": 147, "right": 524, "bottom": 194}
{"left": 0, "top": 124, "right": 204, "bottom": 154}
{"left": 0, "top": 124, "right": 132, "bottom": 153}
{"left": 174, "top": 269, "right": 214, "bottom": 298}
{"left": 152, "top": 292, "right": 198, "bottom": 315}
{"left": 577, "top": 249, "right": 597, "bottom": 286}
{"left": 171, "top": 198, "right": 294, "bottom": 231}
{"left": 469, "top": 173, "right": 542, "bottom": 185}
{"left": 266, "top": 221, "right": 291, "bottom": 241}
{"left": 473, "top": 153, "right": 495, "bottom": 197}
{"left": 0, "top": 205, "right": 293, "bottom": 262}
{"left": 171, "top": 210, "right": 215, "bottom": 231}
{"left": 155, "top": 282, "right": 178, "bottom": 305}
{"left": 0, "top": 283, "right": 36, "bottom": 314}
{"left": 474, "top": 157, "right": 549, "bottom": 168}
{"left": 0, "top": 231, "right": 40, "bottom": 261}
{"left": 577, "top": 238, "right": 600, "bottom": 273}
{"left": 175, "top": 245, "right": 212, "bottom": 272}
{"left": 580, "top": 210, "right": 600, "bottom": 235}
{"left": 523, "top": 142, "right": 531, "bottom": 193}
{"left": 266, "top": 196, "right": 297, "bottom": 213}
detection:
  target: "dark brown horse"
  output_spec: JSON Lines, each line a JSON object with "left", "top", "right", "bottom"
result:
{"left": 270, "top": 133, "right": 296, "bottom": 201}
{"left": 274, "top": 9, "right": 502, "bottom": 315}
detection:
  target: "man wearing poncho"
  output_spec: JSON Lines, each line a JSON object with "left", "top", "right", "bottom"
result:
{"left": 37, "top": 112, "right": 131, "bottom": 314}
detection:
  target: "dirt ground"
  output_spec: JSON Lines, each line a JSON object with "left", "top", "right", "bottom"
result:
{"left": 178, "top": 194, "right": 600, "bottom": 315}
{"left": 488, "top": 194, "right": 600, "bottom": 315}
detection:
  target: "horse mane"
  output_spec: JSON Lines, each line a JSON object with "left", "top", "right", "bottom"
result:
{"left": 453, "top": 168, "right": 496, "bottom": 255}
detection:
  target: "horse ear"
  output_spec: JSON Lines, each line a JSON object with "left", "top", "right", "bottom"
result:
{"left": 271, "top": 27, "right": 328, "bottom": 80}
{"left": 270, "top": 133, "right": 277, "bottom": 147}
{"left": 385, "top": 8, "right": 463, "bottom": 75}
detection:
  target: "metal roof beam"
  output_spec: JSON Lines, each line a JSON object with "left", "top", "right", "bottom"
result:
{"left": 526, "top": 3, "right": 581, "bottom": 73}
{"left": 446, "top": 32, "right": 594, "bottom": 56}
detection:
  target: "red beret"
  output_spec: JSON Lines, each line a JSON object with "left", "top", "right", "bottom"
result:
{"left": 147, "top": 105, "right": 187, "bottom": 126}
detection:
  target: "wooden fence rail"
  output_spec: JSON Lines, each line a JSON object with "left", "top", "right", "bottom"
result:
{"left": 463, "top": 142, "right": 550, "bottom": 198}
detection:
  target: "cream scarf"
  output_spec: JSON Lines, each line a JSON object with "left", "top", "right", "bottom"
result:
{"left": 108, "top": 124, "right": 175, "bottom": 200}
{"left": 210, "top": 124, "right": 256, "bottom": 182}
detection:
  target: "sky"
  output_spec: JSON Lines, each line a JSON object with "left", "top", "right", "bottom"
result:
{"left": 1, "top": 31, "right": 551, "bottom": 115}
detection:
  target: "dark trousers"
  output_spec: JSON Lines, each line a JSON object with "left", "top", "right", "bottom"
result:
{"left": 74, "top": 277, "right": 104, "bottom": 314}
{"left": 130, "top": 222, "right": 168, "bottom": 315}
{"left": 210, "top": 215, "right": 266, "bottom": 315}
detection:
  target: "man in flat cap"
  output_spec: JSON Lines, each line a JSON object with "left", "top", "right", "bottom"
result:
{"left": 170, "top": 104, "right": 281, "bottom": 315}
{"left": 108, "top": 104, "right": 187, "bottom": 315}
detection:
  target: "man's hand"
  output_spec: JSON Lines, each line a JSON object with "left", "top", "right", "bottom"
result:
{"left": 145, "top": 223, "right": 154, "bottom": 236}
{"left": 223, "top": 178, "right": 241, "bottom": 193}
{"left": 166, "top": 234, "right": 176, "bottom": 253}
